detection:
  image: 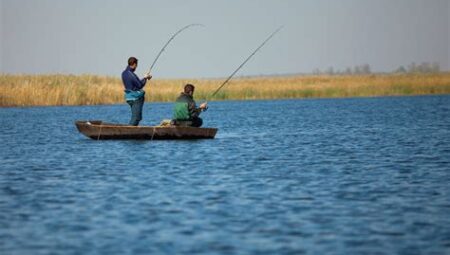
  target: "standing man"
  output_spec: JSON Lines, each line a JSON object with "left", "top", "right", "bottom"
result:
{"left": 173, "top": 84, "right": 208, "bottom": 127}
{"left": 121, "top": 57, "right": 152, "bottom": 126}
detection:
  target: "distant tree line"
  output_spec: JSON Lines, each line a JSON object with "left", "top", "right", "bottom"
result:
{"left": 394, "top": 62, "right": 440, "bottom": 74}
{"left": 313, "top": 62, "right": 441, "bottom": 75}
{"left": 313, "top": 64, "right": 372, "bottom": 75}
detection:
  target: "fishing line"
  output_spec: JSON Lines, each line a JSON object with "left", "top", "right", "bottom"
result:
{"left": 148, "top": 23, "right": 204, "bottom": 73}
{"left": 209, "top": 26, "right": 284, "bottom": 99}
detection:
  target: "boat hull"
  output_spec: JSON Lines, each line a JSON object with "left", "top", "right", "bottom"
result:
{"left": 75, "top": 120, "right": 218, "bottom": 140}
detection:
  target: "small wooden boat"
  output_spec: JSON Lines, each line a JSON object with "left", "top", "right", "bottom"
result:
{"left": 75, "top": 120, "right": 218, "bottom": 140}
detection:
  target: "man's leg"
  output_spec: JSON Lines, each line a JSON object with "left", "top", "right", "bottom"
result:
{"left": 128, "top": 97, "right": 144, "bottom": 126}
{"left": 127, "top": 101, "right": 139, "bottom": 126}
{"left": 127, "top": 100, "right": 137, "bottom": 125}
{"left": 135, "top": 96, "right": 144, "bottom": 125}
{"left": 191, "top": 117, "right": 203, "bottom": 127}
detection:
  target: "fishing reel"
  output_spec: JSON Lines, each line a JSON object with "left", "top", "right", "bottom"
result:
{"left": 200, "top": 102, "right": 208, "bottom": 112}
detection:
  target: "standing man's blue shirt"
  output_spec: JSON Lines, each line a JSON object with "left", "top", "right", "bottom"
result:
{"left": 122, "top": 66, "right": 147, "bottom": 101}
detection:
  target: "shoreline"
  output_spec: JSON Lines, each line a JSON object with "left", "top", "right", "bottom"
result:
{"left": 1, "top": 94, "right": 449, "bottom": 109}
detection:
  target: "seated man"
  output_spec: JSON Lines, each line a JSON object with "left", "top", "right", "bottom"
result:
{"left": 173, "top": 84, "right": 207, "bottom": 127}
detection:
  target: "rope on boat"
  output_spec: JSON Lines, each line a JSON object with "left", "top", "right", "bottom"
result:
{"left": 97, "top": 123, "right": 103, "bottom": 140}
{"left": 151, "top": 126, "right": 156, "bottom": 141}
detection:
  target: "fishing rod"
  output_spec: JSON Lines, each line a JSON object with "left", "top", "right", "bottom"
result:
{"left": 148, "top": 23, "right": 204, "bottom": 74}
{"left": 208, "top": 26, "right": 284, "bottom": 99}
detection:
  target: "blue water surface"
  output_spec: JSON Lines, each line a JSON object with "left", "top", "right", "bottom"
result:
{"left": 1, "top": 96, "right": 450, "bottom": 254}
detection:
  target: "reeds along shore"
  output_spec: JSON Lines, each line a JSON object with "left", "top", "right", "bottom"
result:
{"left": 1, "top": 73, "right": 450, "bottom": 107}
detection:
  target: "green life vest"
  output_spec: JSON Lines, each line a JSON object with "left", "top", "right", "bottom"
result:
{"left": 173, "top": 102, "right": 190, "bottom": 120}
{"left": 173, "top": 93, "right": 195, "bottom": 120}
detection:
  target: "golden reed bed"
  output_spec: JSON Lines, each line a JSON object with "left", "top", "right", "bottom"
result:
{"left": 1, "top": 73, "right": 449, "bottom": 107}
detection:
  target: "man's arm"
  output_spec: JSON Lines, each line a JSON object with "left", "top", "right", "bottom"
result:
{"left": 132, "top": 72, "right": 152, "bottom": 90}
{"left": 188, "top": 101, "right": 201, "bottom": 118}
{"left": 188, "top": 101, "right": 208, "bottom": 118}
{"left": 134, "top": 75, "right": 146, "bottom": 90}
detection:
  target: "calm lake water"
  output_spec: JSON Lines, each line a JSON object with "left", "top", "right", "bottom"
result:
{"left": 1, "top": 95, "right": 450, "bottom": 254}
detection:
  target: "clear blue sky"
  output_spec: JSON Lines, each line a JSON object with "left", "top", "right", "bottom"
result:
{"left": 1, "top": 0, "right": 449, "bottom": 78}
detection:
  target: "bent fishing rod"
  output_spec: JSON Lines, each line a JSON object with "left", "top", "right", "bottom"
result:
{"left": 208, "top": 26, "right": 284, "bottom": 99}
{"left": 148, "top": 23, "right": 204, "bottom": 74}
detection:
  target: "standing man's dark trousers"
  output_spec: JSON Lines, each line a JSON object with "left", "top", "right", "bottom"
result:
{"left": 127, "top": 96, "right": 144, "bottom": 126}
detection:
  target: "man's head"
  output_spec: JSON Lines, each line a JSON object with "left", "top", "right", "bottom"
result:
{"left": 128, "top": 57, "right": 138, "bottom": 70}
{"left": 184, "top": 84, "right": 195, "bottom": 96}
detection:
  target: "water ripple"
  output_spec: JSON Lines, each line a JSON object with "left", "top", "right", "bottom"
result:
{"left": 1, "top": 96, "right": 450, "bottom": 254}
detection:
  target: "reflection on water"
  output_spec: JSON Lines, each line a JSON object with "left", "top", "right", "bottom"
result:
{"left": 1, "top": 96, "right": 450, "bottom": 254}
